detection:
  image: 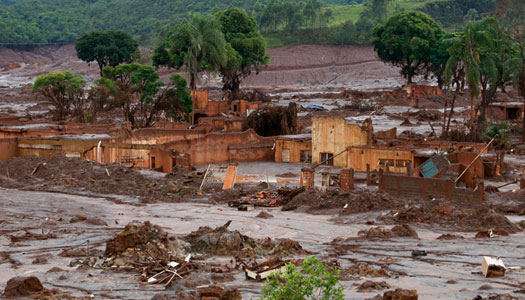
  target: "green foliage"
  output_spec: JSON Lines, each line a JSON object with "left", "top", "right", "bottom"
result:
{"left": 97, "top": 63, "right": 191, "bottom": 127}
{"left": 259, "top": 257, "right": 345, "bottom": 300}
{"left": 168, "top": 74, "right": 193, "bottom": 119}
{"left": 31, "top": 71, "right": 86, "bottom": 121}
{"left": 155, "top": 8, "right": 268, "bottom": 97}
{"left": 355, "top": 0, "right": 388, "bottom": 43}
{"left": 484, "top": 122, "right": 510, "bottom": 141}
{"left": 154, "top": 14, "right": 227, "bottom": 91}
{"left": 372, "top": 11, "right": 445, "bottom": 83}
{"left": 216, "top": 7, "right": 269, "bottom": 98}
{"left": 0, "top": 0, "right": 504, "bottom": 48}
{"left": 420, "top": 0, "right": 497, "bottom": 31}
{"left": 444, "top": 17, "right": 512, "bottom": 120}
{"left": 76, "top": 30, "right": 139, "bottom": 74}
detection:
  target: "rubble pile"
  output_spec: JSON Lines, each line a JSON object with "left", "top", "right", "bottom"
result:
{"left": 339, "top": 263, "right": 391, "bottom": 280}
{"left": 358, "top": 280, "right": 391, "bottom": 292}
{"left": 227, "top": 187, "right": 304, "bottom": 208}
{"left": 380, "top": 199, "right": 522, "bottom": 233}
{"left": 357, "top": 225, "right": 419, "bottom": 239}
{"left": 105, "top": 221, "right": 188, "bottom": 259}
{"left": 0, "top": 155, "right": 202, "bottom": 202}
{"left": 4, "top": 276, "right": 43, "bottom": 297}
{"left": 153, "top": 284, "right": 242, "bottom": 300}
{"left": 70, "top": 221, "right": 189, "bottom": 269}
{"left": 366, "top": 288, "right": 419, "bottom": 300}
{"left": 182, "top": 221, "right": 310, "bottom": 257}
{"left": 282, "top": 188, "right": 402, "bottom": 214}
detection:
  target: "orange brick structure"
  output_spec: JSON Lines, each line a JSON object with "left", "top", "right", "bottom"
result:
{"left": 340, "top": 168, "right": 354, "bottom": 191}
{"left": 300, "top": 167, "right": 315, "bottom": 189}
{"left": 163, "top": 129, "right": 274, "bottom": 165}
{"left": 230, "top": 100, "right": 263, "bottom": 116}
{"left": 380, "top": 173, "right": 484, "bottom": 202}
{"left": 312, "top": 116, "right": 373, "bottom": 166}
{"left": 274, "top": 134, "right": 312, "bottom": 163}
{"left": 488, "top": 102, "right": 525, "bottom": 121}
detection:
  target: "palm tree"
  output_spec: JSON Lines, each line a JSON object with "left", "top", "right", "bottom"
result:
{"left": 505, "top": 42, "right": 525, "bottom": 141}
{"left": 444, "top": 19, "right": 496, "bottom": 137}
{"left": 169, "top": 14, "right": 227, "bottom": 124}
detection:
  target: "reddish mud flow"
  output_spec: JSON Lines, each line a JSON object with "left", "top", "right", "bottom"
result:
{"left": 0, "top": 188, "right": 524, "bottom": 299}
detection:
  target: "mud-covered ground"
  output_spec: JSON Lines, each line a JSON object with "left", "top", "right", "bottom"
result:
{"left": 0, "top": 157, "right": 524, "bottom": 299}
{"left": 0, "top": 186, "right": 524, "bottom": 299}
{"left": 1, "top": 44, "right": 525, "bottom": 299}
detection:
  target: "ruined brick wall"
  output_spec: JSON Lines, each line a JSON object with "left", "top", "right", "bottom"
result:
{"left": 275, "top": 139, "right": 312, "bottom": 163}
{"left": 199, "top": 117, "right": 244, "bottom": 132}
{"left": 347, "top": 147, "right": 414, "bottom": 173}
{"left": 229, "top": 145, "right": 274, "bottom": 162}
{"left": 206, "top": 101, "right": 228, "bottom": 116}
{"left": 199, "top": 118, "right": 226, "bottom": 131}
{"left": 192, "top": 90, "right": 209, "bottom": 110}
{"left": 447, "top": 152, "right": 484, "bottom": 179}
{"left": 224, "top": 119, "right": 243, "bottom": 132}
{"left": 379, "top": 174, "right": 483, "bottom": 202}
{"left": 0, "top": 138, "right": 18, "bottom": 161}
{"left": 148, "top": 149, "right": 174, "bottom": 173}
{"left": 154, "top": 122, "right": 190, "bottom": 129}
{"left": 375, "top": 128, "right": 397, "bottom": 139}
{"left": 118, "top": 128, "right": 207, "bottom": 145}
{"left": 163, "top": 129, "right": 275, "bottom": 165}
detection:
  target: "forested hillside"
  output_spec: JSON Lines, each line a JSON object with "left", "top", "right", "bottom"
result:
{"left": 0, "top": 0, "right": 499, "bottom": 47}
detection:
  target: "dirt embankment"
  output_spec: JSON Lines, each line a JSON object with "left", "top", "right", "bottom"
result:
{"left": 0, "top": 155, "right": 202, "bottom": 203}
{"left": 1, "top": 44, "right": 403, "bottom": 90}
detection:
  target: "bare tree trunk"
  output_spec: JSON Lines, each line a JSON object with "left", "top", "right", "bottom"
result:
{"left": 441, "top": 96, "right": 448, "bottom": 138}
{"left": 191, "top": 75, "right": 196, "bottom": 125}
{"left": 445, "top": 91, "right": 457, "bottom": 139}
{"left": 470, "top": 93, "right": 476, "bottom": 140}
{"left": 522, "top": 100, "right": 525, "bottom": 142}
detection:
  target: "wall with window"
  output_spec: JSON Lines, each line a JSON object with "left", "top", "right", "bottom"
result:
{"left": 347, "top": 147, "right": 415, "bottom": 174}
{"left": 312, "top": 116, "right": 373, "bottom": 167}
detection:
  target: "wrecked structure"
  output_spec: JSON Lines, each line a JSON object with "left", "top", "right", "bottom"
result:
{"left": 488, "top": 102, "right": 525, "bottom": 121}
{"left": 0, "top": 91, "right": 276, "bottom": 172}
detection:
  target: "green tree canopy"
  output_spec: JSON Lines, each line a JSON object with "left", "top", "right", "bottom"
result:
{"left": 153, "top": 14, "right": 227, "bottom": 90}
{"left": 372, "top": 11, "right": 445, "bottom": 84}
{"left": 444, "top": 17, "right": 510, "bottom": 123}
{"left": 76, "top": 30, "right": 139, "bottom": 75}
{"left": 98, "top": 63, "right": 192, "bottom": 128}
{"left": 31, "top": 71, "right": 86, "bottom": 121}
{"left": 215, "top": 7, "right": 269, "bottom": 99}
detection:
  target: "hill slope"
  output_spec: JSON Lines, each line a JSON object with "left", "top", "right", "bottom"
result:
{"left": 0, "top": 0, "right": 499, "bottom": 47}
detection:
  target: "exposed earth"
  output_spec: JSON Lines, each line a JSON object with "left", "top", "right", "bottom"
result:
{"left": 1, "top": 45, "right": 525, "bottom": 300}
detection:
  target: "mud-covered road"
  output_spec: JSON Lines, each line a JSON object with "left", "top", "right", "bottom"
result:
{"left": 1, "top": 188, "right": 524, "bottom": 299}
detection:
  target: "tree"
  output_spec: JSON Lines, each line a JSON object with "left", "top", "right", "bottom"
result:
{"left": 260, "top": 257, "right": 344, "bottom": 300}
{"left": 152, "top": 14, "right": 227, "bottom": 124}
{"left": 355, "top": 0, "right": 388, "bottom": 43}
{"left": 372, "top": 11, "right": 445, "bottom": 84}
{"left": 76, "top": 30, "right": 139, "bottom": 76}
{"left": 444, "top": 17, "right": 507, "bottom": 133}
{"left": 215, "top": 7, "right": 269, "bottom": 99}
{"left": 31, "top": 71, "right": 85, "bottom": 121}
{"left": 497, "top": 0, "right": 525, "bottom": 141}
{"left": 99, "top": 63, "right": 192, "bottom": 128}
{"left": 166, "top": 74, "right": 193, "bottom": 120}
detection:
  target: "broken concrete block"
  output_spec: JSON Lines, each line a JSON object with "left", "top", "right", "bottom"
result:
{"left": 4, "top": 276, "right": 44, "bottom": 297}
{"left": 481, "top": 256, "right": 505, "bottom": 277}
